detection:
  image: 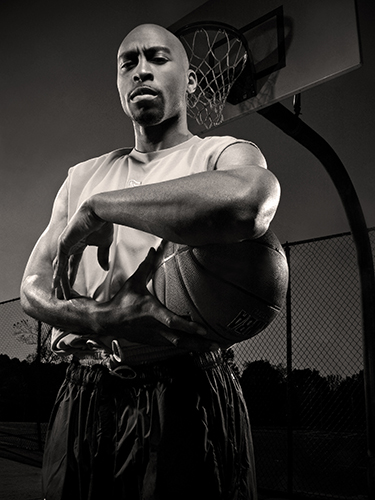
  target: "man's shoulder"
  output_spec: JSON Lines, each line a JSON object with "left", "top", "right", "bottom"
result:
{"left": 196, "top": 135, "right": 263, "bottom": 170}
{"left": 65, "top": 147, "right": 134, "bottom": 205}
{"left": 201, "top": 135, "right": 260, "bottom": 150}
{"left": 70, "top": 147, "right": 133, "bottom": 172}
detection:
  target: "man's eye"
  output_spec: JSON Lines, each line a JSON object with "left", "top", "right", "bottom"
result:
{"left": 152, "top": 57, "right": 168, "bottom": 64}
{"left": 121, "top": 61, "right": 135, "bottom": 70}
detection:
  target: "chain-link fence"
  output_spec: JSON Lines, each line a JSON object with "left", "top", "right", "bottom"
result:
{"left": 234, "top": 228, "right": 373, "bottom": 499}
{"left": 0, "top": 229, "right": 374, "bottom": 499}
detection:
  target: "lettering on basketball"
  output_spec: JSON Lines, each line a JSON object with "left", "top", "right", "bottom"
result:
{"left": 226, "top": 310, "right": 265, "bottom": 337}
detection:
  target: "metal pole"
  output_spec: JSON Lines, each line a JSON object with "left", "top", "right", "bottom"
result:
{"left": 285, "top": 243, "right": 294, "bottom": 497}
{"left": 36, "top": 320, "right": 42, "bottom": 451}
{"left": 258, "top": 102, "right": 375, "bottom": 499}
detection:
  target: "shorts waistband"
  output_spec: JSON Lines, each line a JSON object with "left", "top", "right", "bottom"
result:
{"left": 65, "top": 349, "right": 225, "bottom": 387}
{"left": 110, "top": 349, "right": 224, "bottom": 382}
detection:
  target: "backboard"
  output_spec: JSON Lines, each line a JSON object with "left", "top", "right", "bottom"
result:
{"left": 169, "top": 0, "right": 361, "bottom": 132}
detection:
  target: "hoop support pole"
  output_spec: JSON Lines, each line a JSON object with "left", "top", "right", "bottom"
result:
{"left": 258, "top": 102, "right": 375, "bottom": 499}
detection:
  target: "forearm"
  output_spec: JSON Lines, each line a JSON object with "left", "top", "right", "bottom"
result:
{"left": 21, "top": 272, "right": 100, "bottom": 335}
{"left": 90, "top": 167, "right": 280, "bottom": 245}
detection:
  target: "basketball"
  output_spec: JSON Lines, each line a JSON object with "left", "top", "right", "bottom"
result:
{"left": 152, "top": 230, "right": 289, "bottom": 347}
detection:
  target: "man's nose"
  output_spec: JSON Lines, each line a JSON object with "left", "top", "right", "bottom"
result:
{"left": 132, "top": 59, "right": 153, "bottom": 82}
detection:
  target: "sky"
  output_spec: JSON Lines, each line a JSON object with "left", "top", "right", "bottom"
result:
{"left": 1, "top": 0, "right": 375, "bottom": 303}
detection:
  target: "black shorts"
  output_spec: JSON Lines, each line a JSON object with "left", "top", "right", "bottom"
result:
{"left": 42, "top": 350, "right": 257, "bottom": 500}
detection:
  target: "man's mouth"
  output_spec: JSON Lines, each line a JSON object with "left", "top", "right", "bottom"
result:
{"left": 129, "top": 87, "right": 159, "bottom": 102}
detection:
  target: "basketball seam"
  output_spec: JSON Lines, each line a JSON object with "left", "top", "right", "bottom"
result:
{"left": 256, "top": 242, "right": 287, "bottom": 259}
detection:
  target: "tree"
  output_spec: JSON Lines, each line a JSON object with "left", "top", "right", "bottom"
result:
{"left": 241, "top": 360, "right": 287, "bottom": 426}
{"left": 333, "top": 371, "right": 365, "bottom": 430}
{"left": 13, "top": 318, "right": 62, "bottom": 363}
{"left": 290, "top": 368, "right": 331, "bottom": 429}
{"left": 0, "top": 353, "right": 68, "bottom": 421}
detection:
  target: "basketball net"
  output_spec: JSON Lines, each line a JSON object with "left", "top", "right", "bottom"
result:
{"left": 176, "top": 22, "right": 249, "bottom": 130}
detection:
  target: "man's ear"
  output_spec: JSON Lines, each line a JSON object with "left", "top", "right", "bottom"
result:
{"left": 187, "top": 69, "right": 198, "bottom": 94}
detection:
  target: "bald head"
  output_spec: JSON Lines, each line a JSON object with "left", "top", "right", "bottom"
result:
{"left": 118, "top": 24, "right": 190, "bottom": 71}
{"left": 116, "top": 22, "right": 197, "bottom": 127}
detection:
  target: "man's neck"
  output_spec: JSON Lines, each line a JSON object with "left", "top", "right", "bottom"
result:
{"left": 133, "top": 117, "right": 193, "bottom": 153}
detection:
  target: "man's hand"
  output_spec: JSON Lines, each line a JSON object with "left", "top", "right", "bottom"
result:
{"left": 95, "top": 247, "right": 219, "bottom": 353}
{"left": 52, "top": 201, "right": 113, "bottom": 298}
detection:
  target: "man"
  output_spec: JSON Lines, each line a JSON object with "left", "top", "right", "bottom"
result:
{"left": 21, "top": 24, "right": 280, "bottom": 500}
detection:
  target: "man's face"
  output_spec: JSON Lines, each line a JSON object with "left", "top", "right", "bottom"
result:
{"left": 117, "top": 25, "right": 194, "bottom": 127}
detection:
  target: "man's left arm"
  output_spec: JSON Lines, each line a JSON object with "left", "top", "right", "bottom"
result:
{"left": 53, "top": 142, "right": 280, "bottom": 289}
{"left": 64, "top": 142, "right": 278, "bottom": 238}
{"left": 92, "top": 142, "right": 278, "bottom": 245}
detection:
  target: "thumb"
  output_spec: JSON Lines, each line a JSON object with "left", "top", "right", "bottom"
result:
{"left": 131, "top": 247, "right": 157, "bottom": 284}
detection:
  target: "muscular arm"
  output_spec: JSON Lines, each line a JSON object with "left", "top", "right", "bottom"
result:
{"left": 90, "top": 142, "right": 280, "bottom": 245}
{"left": 20, "top": 182, "right": 99, "bottom": 333}
{"left": 89, "top": 143, "right": 280, "bottom": 245}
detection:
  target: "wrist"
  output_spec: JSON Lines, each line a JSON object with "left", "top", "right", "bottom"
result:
{"left": 88, "top": 194, "right": 106, "bottom": 223}
{"left": 66, "top": 296, "right": 106, "bottom": 336}
{"left": 87, "top": 299, "right": 113, "bottom": 336}
{"left": 44, "top": 295, "right": 102, "bottom": 336}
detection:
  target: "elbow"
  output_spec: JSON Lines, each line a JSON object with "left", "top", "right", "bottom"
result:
{"left": 238, "top": 173, "right": 281, "bottom": 239}
{"left": 251, "top": 193, "right": 281, "bottom": 238}
{"left": 20, "top": 275, "right": 40, "bottom": 319}
{"left": 249, "top": 210, "right": 274, "bottom": 239}
{"left": 236, "top": 206, "right": 273, "bottom": 241}
{"left": 20, "top": 279, "right": 32, "bottom": 316}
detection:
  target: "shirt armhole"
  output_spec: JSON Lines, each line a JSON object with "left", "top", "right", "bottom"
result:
{"left": 209, "top": 140, "right": 266, "bottom": 171}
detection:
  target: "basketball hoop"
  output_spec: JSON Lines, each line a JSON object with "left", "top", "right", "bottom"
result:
{"left": 175, "top": 21, "right": 256, "bottom": 130}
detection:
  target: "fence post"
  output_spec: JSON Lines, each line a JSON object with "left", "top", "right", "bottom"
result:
{"left": 285, "top": 242, "right": 294, "bottom": 497}
{"left": 36, "top": 320, "right": 42, "bottom": 452}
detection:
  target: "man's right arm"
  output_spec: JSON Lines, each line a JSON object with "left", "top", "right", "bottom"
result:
{"left": 20, "top": 182, "right": 212, "bottom": 352}
{"left": 20, "top": 181, "right": 100, "bottom": 334}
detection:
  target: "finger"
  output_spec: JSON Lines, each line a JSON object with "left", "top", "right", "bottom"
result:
{"left": 52, "top": 252, "right": 72, "bottom": 299}
{"left": 155, "top": 239, "right": 168, "bottom": 258}
{"left": 54, "top": 281, "right": 64, "bottom": 300}
{"left": 154, "top": 240, "right": 168, "bottom": 269}
{"left": 68, "top": 253, "right": 83, "bottom": 286}
{"left": 97, "top": 245, "right": 110, "bottom": 271}
{"left": 52, "top": 253, "right": 68, "bottom": 291}
{"left": 60, "top": 268, "right": 72, "bottom": 299}
{"left": 144, "top": 247, "right": 158, "bottom": 282}
{"left": 130, "top": 247, "right": 157, "bottom": 283}
{"left": 161, "top": 329, "right": 220, "bottom": 353}
{"left": 149, "top": 301, "right": 207, "bottom": 337}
